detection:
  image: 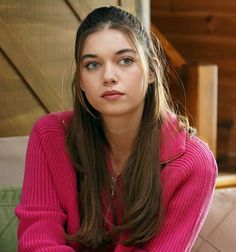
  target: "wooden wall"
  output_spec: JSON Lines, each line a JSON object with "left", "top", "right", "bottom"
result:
{"left": 0, "top": 0, "right": 137, "bottom": 137}
{"left": 151, "top": 0, "right": 236, "bottom": 170}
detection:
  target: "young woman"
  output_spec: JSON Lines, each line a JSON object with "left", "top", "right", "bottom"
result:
{"left": 16, "top": 6, "right": 217, "bottom": 252}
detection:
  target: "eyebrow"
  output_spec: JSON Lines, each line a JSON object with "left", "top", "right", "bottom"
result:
{"left": 81, "top": 48, "right": 137, "bottom": 60}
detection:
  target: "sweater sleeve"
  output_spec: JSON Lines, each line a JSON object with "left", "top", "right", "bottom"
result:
{"left": 144, "top": 138, "right": 218, "bottom": 252}
{"left": 15, "top": 119, "right": 76, "bottom": 252}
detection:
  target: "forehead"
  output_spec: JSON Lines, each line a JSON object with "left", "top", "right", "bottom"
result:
{"left": 81, "top": 28, "right": 136, "bottom": 54}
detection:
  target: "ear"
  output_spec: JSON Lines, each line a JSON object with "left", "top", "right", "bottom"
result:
{"left": 148, "top": 71, "right": 155, "bottom": 84}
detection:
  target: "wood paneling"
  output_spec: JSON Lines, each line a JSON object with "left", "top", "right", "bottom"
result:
{"left": 65, "top": 0, "right": 90, "bottom": 21}
{"left": 171, "top": 0, "right": 236, "bottom": 12}
{"left": 0, "top": 18, "right": 61, "bottom": 112}
{"left": 152, "top": 11, "right": 236, "bottom": 37}
{"left": 65, "top": 0, "right": 117, "bottom": 22}
{"left": 151, "top": 1, "right": 172, "bottom": 10}
{"left": 159, "top": 34, "right": 236, "bottom": 61}
{"left": 0, "top": 0, "right": 80, "bottom": 136}
{"left": 152, "top": 0, "right": 236, "bottom": 12}
{"left": 0, "top": 50, "right": 46, "bottom": 136}
{"left": 89, "top": 0, "right": 117, "bottom": 8}
{"left": 120, "top": 0, "right": 136, "bottom": 15}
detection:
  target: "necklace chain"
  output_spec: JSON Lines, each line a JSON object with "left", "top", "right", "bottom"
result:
{"left": 110, "top": 176, "right": 117, "bottom": 197}
{"left": 103, "top": 176, "right": 117, "bottom": 227}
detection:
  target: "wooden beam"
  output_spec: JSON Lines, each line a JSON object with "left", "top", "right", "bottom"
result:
{"left": 64, "top": 0, "right": 90, "bottom": 21}
{"left": 0, "top": 18, "right": 60, "bottom": 112}
{"left": 135, "top": 0, "right": 150, "bottom": 31}
{"left": 181, "top": 63, "right": 218, "bottom": 156}
{"left": 65, "top": 0, "right": 120, "bottom": 21}
{"left": 152, "top": 24, "right": 186, "bottom": 69}
{"left": 216, "top": 174, "right": 236, "bottom": 188}
{"left": 197, "top": 65, "right": 218, "bottom": 156}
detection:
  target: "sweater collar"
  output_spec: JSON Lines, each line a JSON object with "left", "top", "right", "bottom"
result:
{"left": 159, "top": 115, "right": 187, "bottom": 164}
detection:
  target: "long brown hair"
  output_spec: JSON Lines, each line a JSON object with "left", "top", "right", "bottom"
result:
{"left": 66, "top": 6, "right": 173, "bottom": 249}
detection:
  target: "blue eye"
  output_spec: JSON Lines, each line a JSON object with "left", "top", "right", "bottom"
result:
{"left": 85, "top": 61, "right": 100, "bottom": 70}
{"left": 119, "top": 57, "right": 133, "bottom": 65}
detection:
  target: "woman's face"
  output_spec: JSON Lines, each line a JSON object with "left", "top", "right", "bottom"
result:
{"left": 79, "top": 28, "right": 152, "bottom": 118}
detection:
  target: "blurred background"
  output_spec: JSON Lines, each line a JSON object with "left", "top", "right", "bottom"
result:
{"left": 0, "top": 1, "right": 235, "bottom": 251}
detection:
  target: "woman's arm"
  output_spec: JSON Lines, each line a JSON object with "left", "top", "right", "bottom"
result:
{"left": 15, "top": 119, "right": 76, "bottom": 252}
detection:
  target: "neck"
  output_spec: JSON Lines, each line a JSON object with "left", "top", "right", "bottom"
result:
{"left": 102, "top": 108, "right": 143, "bottom": 176}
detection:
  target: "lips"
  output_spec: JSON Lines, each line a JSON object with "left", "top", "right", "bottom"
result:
{"left": 101, "top": 90, "right": 124, "bottom": 100}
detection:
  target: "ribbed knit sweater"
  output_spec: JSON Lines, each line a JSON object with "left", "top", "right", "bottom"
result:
{"left": 15, "top": 111, "right": 217, "bottom": 252}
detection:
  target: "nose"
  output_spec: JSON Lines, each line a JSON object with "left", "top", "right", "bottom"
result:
{"left": 103, "top": 63, "right": 118, "bottom": 86}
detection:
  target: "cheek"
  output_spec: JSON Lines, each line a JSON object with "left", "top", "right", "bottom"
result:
{"left": 82, "top": 86, "right": 93, "bottom": 101}
{"left": 81, "top": 83, "right": 98, "bottom": 107}
{"left": 79, "top": 75, "right": 92, "bottom": 94}
{"left": 80, "top": 70, "right": 101, "bottom": 91}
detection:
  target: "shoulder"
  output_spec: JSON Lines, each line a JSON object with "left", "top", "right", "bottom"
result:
{"left": 161, "top": 135, "right": 217, "bottom": 208}
{"left": 32, "top": 110, "right": 73, "bottom": 136}
{"left": 182, "top": 136, "right": 217, "bottom": 178}
{"left": 160, "top": 112, "right": 217, "bottom": 181}
{"left": 162, "top": 135, "right": 217, "bottom": 193}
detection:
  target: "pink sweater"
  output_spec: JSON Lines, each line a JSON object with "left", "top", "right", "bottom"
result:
{"left": 15, "top": 111, "right": 217, "bottom": 252}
